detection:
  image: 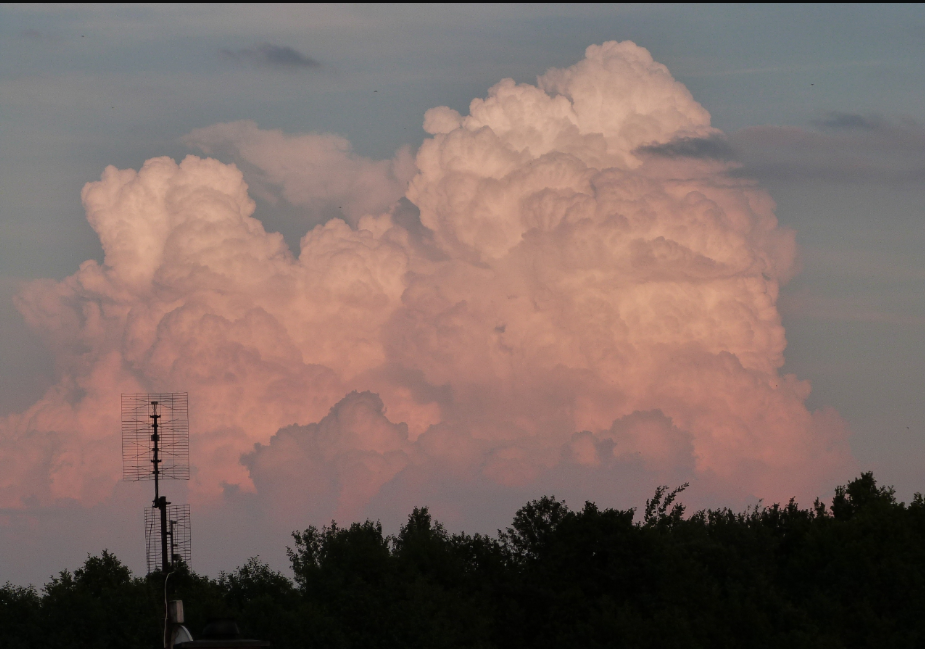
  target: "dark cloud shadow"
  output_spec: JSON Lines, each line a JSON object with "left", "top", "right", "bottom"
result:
{"left": 811, "top": 111, "right": 886, "bottom": 132}
{"left": 220, "top": 43, "right": 319, "bottom": 70}
{"left": 729, "top": 112, "right": 925, "bottom": 185}
{"left": 635, "top": 134, "right": 736, "bottom": 161}
{"left": 19, "top": 28, "right": 60, "bottom": 42}
{"left": 636, "top": 112, "right": 925, "bottom": 186}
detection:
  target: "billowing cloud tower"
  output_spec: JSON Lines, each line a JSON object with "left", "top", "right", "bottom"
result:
{"left": 2, "top": 42, "right": 851, "bottom": 530}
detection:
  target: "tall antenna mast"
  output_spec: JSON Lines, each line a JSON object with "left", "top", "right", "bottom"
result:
{"left": 122, "top": 393, "right": 191, "bottom": 574}
{"left": 152, "top": 400, "right": 167, "bottom": 570}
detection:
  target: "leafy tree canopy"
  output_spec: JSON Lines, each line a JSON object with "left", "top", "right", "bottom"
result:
{"left": 4, "top": 472, "right": 925, "bottom": 648}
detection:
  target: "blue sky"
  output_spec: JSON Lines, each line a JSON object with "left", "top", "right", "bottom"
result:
{"left": 1, "top": 4, "right": 924, "bottom": 582}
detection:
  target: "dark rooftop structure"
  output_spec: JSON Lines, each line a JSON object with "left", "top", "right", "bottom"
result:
{"left": 175, "top": 618, "right": 269, "bottom": 648}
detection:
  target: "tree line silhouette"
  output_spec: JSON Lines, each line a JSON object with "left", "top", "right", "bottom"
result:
{"left": 3, "top": 472, "right": 925, "bottom": 648}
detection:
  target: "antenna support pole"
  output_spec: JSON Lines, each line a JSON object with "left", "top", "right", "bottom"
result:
{"left": 151, "top": 401, "right": 170, "bottom": 573}
{"left": 159, "top": 496, "right": 169, "bottom": 573}
{"left": 151, "top": 401, "right": 161, "bottom": 502}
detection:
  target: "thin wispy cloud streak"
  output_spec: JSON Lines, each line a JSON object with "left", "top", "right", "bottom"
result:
{"left": 685, "top": 59, "right": 890, "bottom": 78}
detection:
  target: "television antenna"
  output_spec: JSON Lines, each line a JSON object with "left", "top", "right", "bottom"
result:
{"left": 145, "top": 504, "right": 191, "bottom": 572}
{"left": 122, "top": 393, "right": 191, "bottom": 573}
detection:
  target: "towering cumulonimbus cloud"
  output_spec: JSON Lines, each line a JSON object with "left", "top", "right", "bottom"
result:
{"left": 2, "top": 41, "right": 851, "bottom": 525}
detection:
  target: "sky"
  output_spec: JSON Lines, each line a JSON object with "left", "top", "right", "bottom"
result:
{"left": 1, "top": 4, "right": 924, "bottom": 586}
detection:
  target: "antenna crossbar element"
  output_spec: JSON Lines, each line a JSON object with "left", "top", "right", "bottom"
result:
{"left": 121, "top": 393, "right": 190, "bottom": 481}
{"left": 145, "top": 504, "right": 192, "bottom": 574}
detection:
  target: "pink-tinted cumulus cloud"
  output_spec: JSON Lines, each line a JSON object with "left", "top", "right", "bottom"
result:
{"left": 2, "top": 42, "right": 853, "bottom": 528}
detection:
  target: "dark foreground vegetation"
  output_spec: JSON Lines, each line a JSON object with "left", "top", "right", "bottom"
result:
{"left": 4, "top": 473, "right": 925, "bottom": 648}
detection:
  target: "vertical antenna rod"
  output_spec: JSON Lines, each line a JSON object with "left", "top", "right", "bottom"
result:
{"left": 151, "top": 401, "right": 170, "bottom": 573}
{"left": 151, "top": 400, "right": 160, "bottom": 501}
{"left": 169, "top": 519, "right": 178, "bottom": 565}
